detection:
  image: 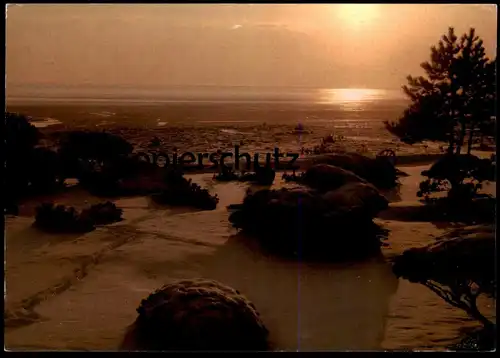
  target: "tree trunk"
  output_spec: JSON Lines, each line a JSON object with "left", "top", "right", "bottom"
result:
{"left": 447, "top": 142, "right": 455, "bottom": 154}
{"left": 480, "top": 133, "right": 485, "bottom": 147}
{"left": 447, "top": 128, "right": 455, "bottom": 155}
{"left": 468, "top": 295, "right": 496, "bottom": 331}
{"left": 456, "top": 121, "right": 467, "bottom": 155}
{"left": 467, "top": 126, "right": 474, "bottom": 155}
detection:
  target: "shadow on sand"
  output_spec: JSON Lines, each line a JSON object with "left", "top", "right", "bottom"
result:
{"left": 176, "top": 232, "right": 400, "bottom": 351}
{"left": 380, "top": 184, "right": 403, "bottom": 203}
{"left": 378, "top": 198, "right": 495, "bottom": 229}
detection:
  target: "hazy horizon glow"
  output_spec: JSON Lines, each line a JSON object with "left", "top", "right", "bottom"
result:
{"left": 5, "top": 4, "right": 497, "bottom": 92}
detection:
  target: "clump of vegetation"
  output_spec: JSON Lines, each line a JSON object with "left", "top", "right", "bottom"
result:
{"left": 322, "top": 182, "right": 390, "bottom": 217}
{"left": 120, "top": 278, "right": 270, "bottom": 351}
{"left": 392, "top": 224, "right": 496, "bottom": 351}
{"left": 59, "top": 131, "right": 133, "bottom": 168}
{"left": 244, "top": 166, "right": 276, "bottom": 185}
{"left": 74, "top": 151, "right": 168, "bottom": 197}
{"left": 214, "top": 166, "right": 276, "bottom": 185}
{"left": 5, "top": 112, "right": 65, "bottom": 213}
{"left": 310, "top": 152, "right": 401, "bottom": 189}
{"left": 153, "top": 169, "right": 219, "bottom": 210}
{"left": 34, "top": 201, "right": 124, "bottom": 233}
{"left": 34, "top": 203, "right": 95, "bottom": 233}
{"left": 282, "top": 170, "right": 306, "bottom": 183}
{"left": 58, "top": 130, "right": 137, "bottom": 195}
{"left": 213, "top": 166, "right": 240, "bottom": 182}
{"left": 80, "top": 201, "right": 123, "bottom": 225}
{"left": 228, "top": 185, "right": 388, "bottom": 261}
{"left": 296, "top": 164, "right": 367, "bottom": 192}
{"left": 417, "top": 154, "right": 495, "bottom": 223}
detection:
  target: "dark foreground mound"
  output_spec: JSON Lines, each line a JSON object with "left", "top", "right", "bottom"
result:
{"left": 282, "top": 164, "right": 367, "bottom": 192}
{"left": 421, "top": 154, "right": 496, "bottom": 183}
{"left": 34, "top": 201, "right": 124, "bottom": 233}
{"left": 120, "top": 279, "right": 269, "bottom": 351}
{"left": 392, "top": 225, "right": 495, "bottom": 288}
{"left": 392, "top": 224, "right": 496, "bottom": 351}
{"left": 34, "top": 203, "right": 95, "bottom": 233}
{"left": 310, "top": 153, "right": 401, "bottom": 189}
{"left": 152, "top": 170, "right": 219, "bottom": 210}
{"left": 228, "top": 184, "right": 389, "bottom": 261}
{"left": 303, "top": 164, "right": 367, "bottom": 192}
{"left": 80, "top": 201, "right": 123, "bottom": 225}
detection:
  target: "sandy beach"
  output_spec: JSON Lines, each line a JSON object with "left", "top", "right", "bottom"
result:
{"left": 4, "top": 162, "right": 496, "bottom": 351}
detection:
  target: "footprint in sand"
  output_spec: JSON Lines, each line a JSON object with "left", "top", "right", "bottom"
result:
{"left": 5, "top": 307, "right": 47, "bottom": 329}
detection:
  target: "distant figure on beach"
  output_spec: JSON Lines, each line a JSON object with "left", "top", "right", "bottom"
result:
{"left": 292, "top": 123, "right": 311, "bottom": 135}
{"left": 149, "top": 136, "right": 161, "bottom": 147}
{"left": 322, "top": 134, "right": 335, "bottom": 145}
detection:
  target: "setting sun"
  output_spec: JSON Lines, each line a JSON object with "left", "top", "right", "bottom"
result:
{"left": 335, "top": 4, "right": 381, "bottom": 29}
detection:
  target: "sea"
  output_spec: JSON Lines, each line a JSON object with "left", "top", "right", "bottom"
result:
{"left": 6, "top": 84, "right": 409, "bottom": 127}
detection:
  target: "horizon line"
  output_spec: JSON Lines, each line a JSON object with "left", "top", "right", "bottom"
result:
{"left": 6, "top": 82, "right": 403, "bottom": 91}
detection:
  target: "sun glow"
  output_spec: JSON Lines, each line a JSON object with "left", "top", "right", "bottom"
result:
{"left": 335, "top": 4, "right": 381, "bottom": 29}
{"left": 319, "top": 88, "right": 386, "bottom": 105}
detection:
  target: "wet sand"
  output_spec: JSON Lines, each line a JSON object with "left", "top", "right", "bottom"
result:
{"left": 8, "top": 102, "right": 452, "bottom": 160}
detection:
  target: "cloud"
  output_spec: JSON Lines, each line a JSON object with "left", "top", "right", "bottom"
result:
{"left": 231, "top": 24, "right": 242, "bottom": 30}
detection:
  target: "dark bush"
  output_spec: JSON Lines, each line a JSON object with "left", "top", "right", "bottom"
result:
{"left": 59, "top": 130, "right": 133, "bottom": 161}
{"left": 153, "top": 169, "right": 219, "bottom": 210}
{"left": 28, "top": 147, "right": 65, "bottom": 191}
{"left": 417, "top": 154, "right": 496, "bottom": 223}
{"left": 228, "top": 185, "right": 388, "bottom": 261}
{"left": 314, "top": 153, "right": 400, "bottom": 189}
{"left": 301, "top": 164, "right": 367, "bottom": 192}
{"left": 5, "top": 112, "right": 65, "bottom": 208}
{"left": 213, "top": 166, "right": 240, "bottom": 182}
{"left": 251, "top": 166, "right": 276, "bottom": 185}
{"left": 5, "top": 112, "right": 39, "bottom": 156}
{"left": 80, "top": 201, "right": 123, "bottom": 225}
{"left": 120, "top": 278, "right": 269, "bottom": 351}
{"left": 421, "top": 154, "right": 495, "bottom": 184}
{"left": 322, "top": 182, "right": 389, "bottom": 217}
{"left": 58, "top": 131, "right": 133, "bottom": 179}
{"left": 392, "top": 224, "right": 495, "bottom": 336}
{"left": 34, "top": 203, "right": 95, "bottom": 233}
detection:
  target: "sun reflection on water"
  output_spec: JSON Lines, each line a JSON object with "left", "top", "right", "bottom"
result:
{"left": 318, "top": 88, "right": 388, "bottom": 106}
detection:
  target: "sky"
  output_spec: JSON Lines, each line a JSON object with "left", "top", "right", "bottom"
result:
{"left": 5, "top": 4, "right": 498, "bottom": 90}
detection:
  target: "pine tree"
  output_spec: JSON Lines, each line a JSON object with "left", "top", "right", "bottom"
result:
{"left": 385, "top": 27, "right": 496, "bottom": 155}
{"left": 455, "top": 29, "right": 496, "bottom": 154}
